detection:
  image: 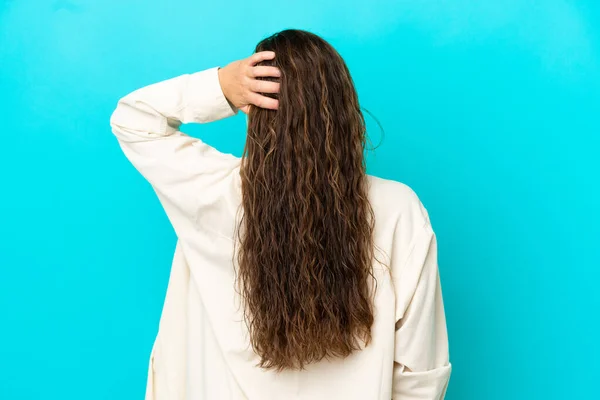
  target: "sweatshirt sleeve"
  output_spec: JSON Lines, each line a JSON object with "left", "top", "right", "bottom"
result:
{"left": 392, "top": 222, "right": 452, "bottom": 399}
{"left": 109, "top": 66, "right": 241, "bottom": 228}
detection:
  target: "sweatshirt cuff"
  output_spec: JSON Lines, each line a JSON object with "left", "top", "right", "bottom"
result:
{"left": 393, "top": 363, "right": 452, "bottom": 399}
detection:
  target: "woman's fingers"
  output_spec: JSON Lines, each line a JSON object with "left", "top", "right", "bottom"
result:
{"left": 250, "top": 79, "right": 280, "bottom": 94}
{"left": 248, "top": 51, "right": 276, "bottom": 66}
{"left": 243, "top": 51, "right": 281, "bottom": 110}
{"left": 248, "top": 92, "right": 279, "bottom": 110}
{"left": 249, "top": 66, "right": 281, "bottom": 78}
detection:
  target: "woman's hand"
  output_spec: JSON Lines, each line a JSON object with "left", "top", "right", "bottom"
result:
{"left": 218, "top": 51, "right": 281, "bottom": 114}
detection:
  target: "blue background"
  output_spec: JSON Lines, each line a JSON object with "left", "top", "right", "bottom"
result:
{"left": 1, "top": 1, "right": 598, "bottom": 399}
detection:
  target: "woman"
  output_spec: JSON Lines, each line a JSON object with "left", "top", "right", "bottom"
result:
{"left": 110, "top": 29, "right": 451, "bottom": 400}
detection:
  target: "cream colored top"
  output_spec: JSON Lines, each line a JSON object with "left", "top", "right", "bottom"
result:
{"left": 109, "top": 66, "right": 452, "bottom": 400}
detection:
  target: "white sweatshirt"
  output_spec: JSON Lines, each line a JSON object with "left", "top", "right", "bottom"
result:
{"left": 109, "top": 66, "right": 452, "bottom": 400}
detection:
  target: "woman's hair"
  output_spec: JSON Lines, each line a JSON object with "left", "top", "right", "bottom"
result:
{"left": 234, "top": 29, "right": 380, "bottom": 372}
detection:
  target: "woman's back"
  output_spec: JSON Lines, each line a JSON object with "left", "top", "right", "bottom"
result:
{"left": 145, "top": 168, "right": 449, "bottom": 400}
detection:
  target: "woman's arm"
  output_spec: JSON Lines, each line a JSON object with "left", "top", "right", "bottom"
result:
{"left": 392, "top": 222, "right": 452, "bottom": 399}
{"left": 108, "top": 52, "right": 281, "bottom": 233}
{"left": 109, "top": 66, "right": 243, "bottom": 221}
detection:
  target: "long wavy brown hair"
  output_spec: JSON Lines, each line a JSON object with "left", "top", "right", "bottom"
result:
{"left": 234, "top": 29, "right": 381, "bottom": 372}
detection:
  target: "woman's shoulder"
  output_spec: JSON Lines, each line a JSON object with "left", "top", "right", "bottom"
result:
{"left": 366, "top": 174, "right": 432, "bottom": 234}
